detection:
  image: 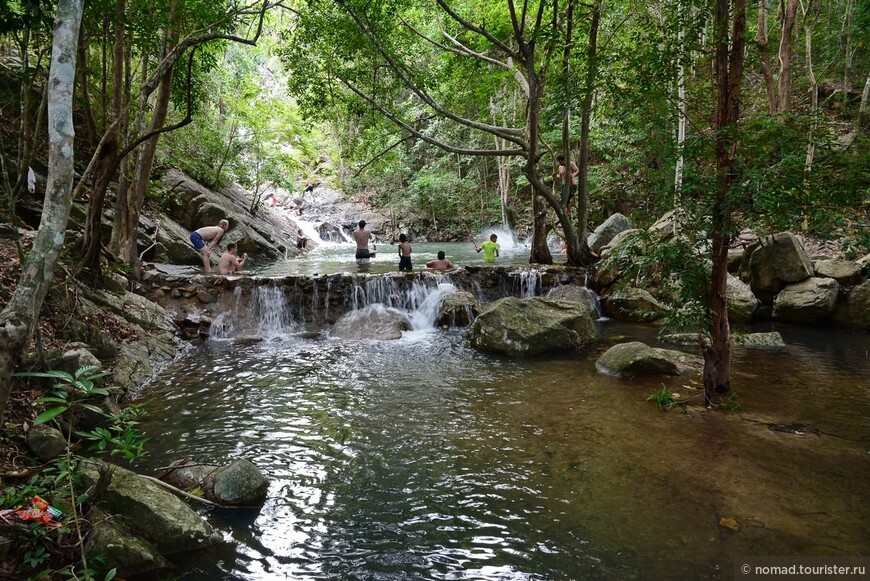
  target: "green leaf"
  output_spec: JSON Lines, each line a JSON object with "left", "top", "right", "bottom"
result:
{"left": 105, "top": 567, "right": 118, "bottom": 581}
{"left": 36, "top": 396, "right": 69, "bottom": 404}
{"left": 34, "top": 406, "right": 68, "bottom": 425}
{"left": 79, "top": 403, "right": 107, "bottom": 415}
{"left": 14, "top": 370, "right": 74, "bottom": 382}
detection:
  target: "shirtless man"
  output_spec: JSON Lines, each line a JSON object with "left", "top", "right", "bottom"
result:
{"left": 554, "top": 154, "right": 580, "bottom": 208}
{"left": 189, "top": 219, "right": 229, "bottom": 274}
{"left": 397, "top": 233, "right": 412, "bottom": 271}
{"left": 426, "top": 251, "right": 454, "bottom": 271}
{"left": 353, "top": 220, "right": 376, "bottom": 259}
{"left": 218, "top": 243, "right": 248, "bottom": 275}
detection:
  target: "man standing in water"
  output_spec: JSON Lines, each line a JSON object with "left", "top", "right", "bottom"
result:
{"left": 189, "top": 219, "right": 229, "bottom": 274}
{"left": 426, "top": 251, "right": 454, "bottom": 271}
{"left": 354, "top": 220, "right": 377, "bottom": 259}
{"left": 473, "top": 233, "right": 499, "bottom": 263}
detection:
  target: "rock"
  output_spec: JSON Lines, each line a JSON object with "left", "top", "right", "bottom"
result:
{"left": 77, "top": 460, "right": 218, "bottom": 554}
{"left": 603, "top": 287, "right": 669, "bottom": 322}
{"left": 747, "top": 232, "right": 814, "bottom": 303}
{"left": 58, "top": 346, "right": 102, "bottom": 375}
{"left": 86, "top": 512, "right": 170, "bottom": 577}
{"left": 436, "top": 291, "right": 480, "bottom": 328}
{"left": 658, "top": 332, "right": 708, "bottom": 348}
{"left": 330, "top": 305, "right": 412, "bottom": 340}
{"left": 814, "top": 259, "right": 863, "bottom": 286}
{"left": 163, "top": 459, "right": 268, "bottom": 506}
{"left": 596, "top": 342, "right": 680, "bottom": 377}
{"left": 727, "top": 248, "right": 745, "bottom": 274}
{"left": 466, "top": 297, "right": 597, "bottom": 357}
{"left": 773, "top": 277, "right": 839, "bottom": 323}
{"left": 647, "top": 210, "right": 675, "bottom": 239}
{"left": 831, "top": 279, "right": 870, "bottom": 329}
{"left": 26, "top": 425, "right": 67, "bottom": 461}
{"left": 588, "top": 213, "right": 631, "bottom": 254}
{"left": 598, "top": 228, "right": 640, "bottom": 260}
{"left": 155, "top": 216, "right": 204, "bottom": 266}
{"left": 732, "top": 332, "right": 786, "bottom": 348}
{"left": 857, "top": 253, "right": 870, "bottom": 269}
{"left": 86, "top": 289, "right": 176, "bottom": 333}
{"left": 545, "top": 285, "right": 601, "bottom": 319}
{"left": 726, "top": 274, "right": 760, "bottom": 323}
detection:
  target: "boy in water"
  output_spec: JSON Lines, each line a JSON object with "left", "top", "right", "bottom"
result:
{"left": 426, "top": 251, "right": 454, "bottom": 271}
{"left": 218, "top": 243, "right": 248, "bottom": 275}
{"left": 397, "top": 233, "right": 412, "bottom": 271}
{"left": 190, "top": 219, "right": 229, "bottom": 274}
{"left": 473, "top": 233, "right": 500, "bottom": 263}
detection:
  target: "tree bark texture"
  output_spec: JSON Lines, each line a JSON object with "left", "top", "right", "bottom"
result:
{"left": 703, "top": 0, "right": 746, "bottom": 405}
{"left": 574, "top": 0, "right": 600, "bottom": 266}
{"left": 755, "top": 0, "right": 776, "bottom": 114}
{"left": 776, "top": 0, "right": 799, "bottom": 112}
{"left": 0, "top": 0, "right": 83, "bottom": 420}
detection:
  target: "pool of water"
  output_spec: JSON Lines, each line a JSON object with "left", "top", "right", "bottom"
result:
{"left": 133, "top": 317, "right": 870, "bottom": 579}
{"left": 254, "top": 241, "right": 553, "bottom": 277}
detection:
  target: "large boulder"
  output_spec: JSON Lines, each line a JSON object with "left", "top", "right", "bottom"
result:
{"left": 466, "top": 297, "right": 598, "bottom": 357}
{"left": 86, "top": 513, "right": 170, "bottom": 577}
{"left": 545, "top": 285, "right": 601, "bottom": 319}
{"left": 726, "top": 274, "right": 760, "bottom": 323}
{"left": 814, "top": 259, "right": 863, "bottom": 286}
{"left": 772, "top": 277, "right": 839, "bottom": 323}
{"left": 596, "top": 342, "right": 681, "bottom": 377}
{"left": 603, "top": 288, "right": 669, "bottom": 323}
{"left": 747, "top": 232, "right": 814, "bottom": 303}
{"left": 163, "top": 459, "right": 269, "bottom": 506}
{"left": 330, "top": 305, "right": 412, "bottom": 340}
{"left": 588, "top": 213, "right": 631, "bottom": 255}
{"left": 597, "top": 228, "right": 640, "bottom": 260}
{"left": 831, "top": 279, "right": 870, "bottom": 329}
{"left": 436, "top": 291, "right": 480, "bottom": 328}
{"left": 154, "top": 216, "right": 204, "bottom": 266}
{"left": 77, "top": 460, "right": 218, "bottom": 554}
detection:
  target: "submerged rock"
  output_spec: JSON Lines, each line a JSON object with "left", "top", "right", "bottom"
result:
{"left": 466, "top": 297, "right": 597, "bottom": 357}
{"left": 732, "top": 332, "right": 785, "bottom": 348}
{"left": 436, "top": 291, "right": 480, "bottom": 328}
{"left": 596, "top": 342, "right": 681, "bottom": 377}
{"left": 164, "top": 458, "right": 269, "bottom": 506}
{"left": 603, "top": 288, "right": 669, "bottom": 323}
{"left": 330, "top": 304, "right": 412, "bottom": 340}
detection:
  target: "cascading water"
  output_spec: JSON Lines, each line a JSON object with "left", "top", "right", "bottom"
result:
{"left": 209, "top": 285, "right": 299, "bottom": 340}
{"left": 511, "top": 269, "right": 541, "bottom": 298}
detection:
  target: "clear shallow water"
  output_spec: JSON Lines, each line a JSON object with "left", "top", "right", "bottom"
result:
{"left": 254, "top": 241, "right": 553, "bottom": 277}
{"left": 134, "top": 317, "right": 870, "bottom": 580}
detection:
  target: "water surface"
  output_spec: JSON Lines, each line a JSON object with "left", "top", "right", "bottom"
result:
{"left": 135, "top": 318, "right": 870, "bottom": 579}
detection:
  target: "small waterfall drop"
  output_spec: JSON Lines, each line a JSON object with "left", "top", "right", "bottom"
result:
{"left": 511, "top": 269, "right": 541, "bottom": 298}
{"left": 210, "top": 285, "right": 299, "bottom": 340}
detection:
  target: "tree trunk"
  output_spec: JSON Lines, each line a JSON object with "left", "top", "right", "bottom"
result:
{"left": 115, "top": 2, "right": 179, "bottom": 267}
{"left": 0, "top": 0, "right": 83, "bottom": 420}
{"left": 803, "top": 2, "right": 818, "bottom": 175}
{"left": 77, "top": 24, "right": 99, "bottom": 147}
{"left": 842, "top": 0, "right": 853, "bottom": 108}
{"left": 755, "top": 0, "right": 776, "bottom": 114}
{"left": 523, "top": 50, "right": 553, "bottom": 265}
{"left": 81, "top": 0, "right": 126, "bottom": 273}
{"left": 859, "top": 72, "right": 870, "bottom": 129}
{"left": 574, "top": 0, "right": 599, "bottom": 266}
{"left": 703, "top": 0, "right": 746, "bottom": 406}
{"left": 776, "top": 0, "right": 799, "bottom": 112}
{"left": 675, "top": 2, "right": 687, "bottom": 202}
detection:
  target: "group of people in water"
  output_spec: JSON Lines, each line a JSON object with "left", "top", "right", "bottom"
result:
{"left": 353, "top": 219, "right": 499, "bottom": 271}
{"left": 189, "top": 217, "right": 500, "bottom": 276}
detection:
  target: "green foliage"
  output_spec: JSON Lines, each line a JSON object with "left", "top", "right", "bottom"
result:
{"left": 721, "top": 392, "right": 740, "bottom": 413}
{"left": 78, "top": 406, "right": 149, "bottom": 461}
{"left": 647, "top": 386, "right": 675, "bottom": 410}
{"left": 15, "top": 366, "right": 110, "bottom": 428}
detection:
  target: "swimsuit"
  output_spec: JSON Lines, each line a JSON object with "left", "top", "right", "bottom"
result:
{"left": 356, "top": 248, "right": 373, "bottom": 259}
{"left": 399, "top": 256, "right": 412, "bottom": 271}
{"left": 190, "top": 231, "right": 205, "bottom": 250}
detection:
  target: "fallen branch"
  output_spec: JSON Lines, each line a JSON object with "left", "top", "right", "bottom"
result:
{"left": 138, "top": 474, "right": 227, "bottom": 507}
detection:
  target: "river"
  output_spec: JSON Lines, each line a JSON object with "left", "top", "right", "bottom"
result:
{"left": 133, "top": 248, "right": 870, "bottom": 580}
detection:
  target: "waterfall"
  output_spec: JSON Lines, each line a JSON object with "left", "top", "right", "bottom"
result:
{"left": 344, "top": 273, "right": 458, "bottom": 330}
{"left": 511, "top": 269, "right": 541, "bottom": 298}
{"left": 210, "top": 285, "right": 299, "bottom": 340}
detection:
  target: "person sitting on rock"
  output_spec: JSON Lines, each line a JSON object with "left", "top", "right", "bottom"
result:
{"left": 218, "top": 243, "right": 248, "bottom": 275}
{"left": 426, "top": 251, "right": 454, "bottom": 271}
{"left": 190, "top": 219, "right": 229, "bottom": 274}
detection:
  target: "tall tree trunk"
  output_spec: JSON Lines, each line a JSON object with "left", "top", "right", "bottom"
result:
{"left": 0, "top": 0, "right": 83, "bottom": 420}
{"left": 77, "top": 24, "right": 99, "bottom": 147}
{"left": 81, "top": 0, "right": 127, "bottom": 273}
{"left": 859, "top": 72, "right": 870, "bottom": 129}
{"left": 755, "top": 0, "right": 776, "bottom": 114}
{"left": 776, "top": 0, "right": 799, "bottom": 112}
{"left": 802, "top": 0, "right": 818, "bottom": 175}
{"left": 842, "top": 0, "right": 853, "bottom": 108}
{"left": 675, "top": 1, "right": 687, "bottom": 203}
{"left": 574, "top": 0, "right": 599, "bottom": 266}
{"left": 523, "top": 41, "right": 553, "bottom": 265}
{"left": 115, "top": 2, "right": 180, "bottom": 267}
{"left": 704, "top": 0, "right": 746, "bottom": 405}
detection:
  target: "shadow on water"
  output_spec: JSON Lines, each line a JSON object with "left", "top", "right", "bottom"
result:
{"left": 133, "top": 312, "right": 870, "bottom": 580}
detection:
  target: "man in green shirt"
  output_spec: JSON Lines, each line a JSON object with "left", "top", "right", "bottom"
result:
{"left": 473, "top": 233, "right": 500, "bottom": 263}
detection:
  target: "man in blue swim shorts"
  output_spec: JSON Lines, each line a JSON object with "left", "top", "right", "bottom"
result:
{"left": 190, "top": 219, "right": 229, "bottom": 274}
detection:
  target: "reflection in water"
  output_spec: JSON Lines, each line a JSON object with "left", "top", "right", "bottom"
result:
{"left": 135, "top": 322, "right": 870, "bottom": 580}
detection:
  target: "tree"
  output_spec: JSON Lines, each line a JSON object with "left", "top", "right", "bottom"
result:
{"left": 704, "top": 0, "right": 746, "bottom": 404}
{"left": 283, "top": 0, "right": 602, "bottom": 266}
{"left": 0, "top": 0, "right": 83, "bottom": 421}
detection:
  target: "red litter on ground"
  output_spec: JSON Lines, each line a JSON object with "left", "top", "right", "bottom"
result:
{"left": 0, "top": 495, "right": 63, "bottom": 527}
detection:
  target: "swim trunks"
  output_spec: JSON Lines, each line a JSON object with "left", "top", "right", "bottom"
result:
{"left": 399, "top": 256, "right": 412, "bottom": 271}
{"left": 356, "top": 248, "right": 373, "bottom": 259}
{"left": 190, "top": 231, "right": 205, "bottom": 250}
